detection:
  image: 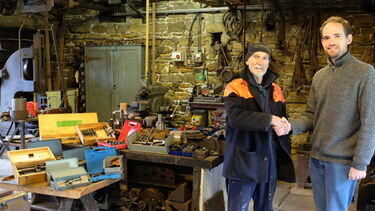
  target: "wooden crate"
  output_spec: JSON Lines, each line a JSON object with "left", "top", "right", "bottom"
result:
{"left": 38, "top": 113, "right": 98, "bottom": 144}
{"left": 7, "top": 147, "right": 56, "bottom": 185}
{"left": 76, "top": 122, "right": 116, "bottom": 146}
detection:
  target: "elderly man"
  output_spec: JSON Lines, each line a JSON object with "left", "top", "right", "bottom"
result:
{"left": 223, "top": 43, "right": 295, "bottom": 211}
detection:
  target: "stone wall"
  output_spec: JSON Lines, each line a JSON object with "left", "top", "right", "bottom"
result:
{"left": 0, "top": 1, "right": 374, "bottom": 144}
{"left": 62, "top": 1, "right": 374, "bottom": 143}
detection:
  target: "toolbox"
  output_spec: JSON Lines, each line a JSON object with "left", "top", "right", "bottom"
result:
{"left": 103, "top": 155, "right": 124, "bottom": 177}
{"left": 38, "top": 113, "right": 99, "bottom": 144}
{"left": 76, "top": 122, "right": 116, "bottom": 146}
{"left": 45, "top": 158, "right": 91, "bottom": 191}
{"left": 62, "top": 145, "right": 90, "bottom": 161}
{"left": 7, "top": 147, "right": 56, "bottom": 185}
{"left": 85, "top": 146, "right": 117, "bottom": 175}
{"left": 127, "top": 131, "right": 173, "bottom": 154}
{"left": 27, "top": 138, "right": 63, "bottom": 157}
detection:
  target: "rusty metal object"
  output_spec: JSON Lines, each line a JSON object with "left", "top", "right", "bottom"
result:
{"left": 183, "top": 131, "right": 206, "bottom": 141}
{"left": 193, "top": 148, "right": 209, "bottom": 160}
{"left": 122, "top": 187, "right": 164, "bottom": 210}
{"left": 199, "top": 136, "right": 221, "bottom": 156}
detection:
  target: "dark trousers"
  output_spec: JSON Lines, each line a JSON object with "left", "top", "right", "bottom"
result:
{"left": 226, "top": 178, "right": 276, "bottom": 211}
{"left": 226, "top": 140, "right": 277, "bottom": 211}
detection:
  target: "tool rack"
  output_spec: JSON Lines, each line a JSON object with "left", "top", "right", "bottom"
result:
{"left": 75, "top": 122, "right": 116, "bottom": 145}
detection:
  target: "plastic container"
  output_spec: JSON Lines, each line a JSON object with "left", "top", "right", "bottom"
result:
{"left": 98, "top": 140, "right": 127, "bottom": 150}
{"left": 26, "top": 102, "right": 38, "bottom": 117}
{"left": 118, "top": 120, "right": 142, "bottom": 142}
{"left": 84, "top": 146, "right": 117, "bottom": 175}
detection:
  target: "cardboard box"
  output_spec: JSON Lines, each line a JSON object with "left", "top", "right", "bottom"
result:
{"left": 76, "top": 122, "right": 116, "bottom": 146}
{"left": 38, "top": 113, "right": 99, "bottom": 144}
{"left": 7, "top": 147, "right": 56, "bottom": 185}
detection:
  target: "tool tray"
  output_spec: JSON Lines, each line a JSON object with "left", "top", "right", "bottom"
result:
{"left": 76, "top": 122, "right": 116, "bottom": 146}
{"left": 97, "top": 140, "right": 127, "bottom": 150}
{"left": 127, "top": 131, "right": 173, "bottom": 154}
{"left": 38, "top": 113, "right": 99, "bottom": 144}
{"left": 7, "top": 147, "right": 56, "bottom": 185}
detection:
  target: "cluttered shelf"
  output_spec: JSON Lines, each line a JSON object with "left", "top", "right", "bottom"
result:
{"left": 119, "top": 149, "right": 223, "bottom": 169}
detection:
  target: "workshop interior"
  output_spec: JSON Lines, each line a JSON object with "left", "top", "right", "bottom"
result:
{"left": 0, "top": 0, "right": 374, "bottom": 210}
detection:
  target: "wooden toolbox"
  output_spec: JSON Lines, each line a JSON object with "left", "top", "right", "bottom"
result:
{"left": 38, "top": 113, "right": 99, "bottom": 144}
{"left": 76, "top": 122, "right": 116, "bottom": 146}
{"left": 7, "top": 147, "right": 56, "bottom": 185}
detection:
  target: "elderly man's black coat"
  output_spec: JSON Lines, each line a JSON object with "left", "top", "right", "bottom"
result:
{"left": 223, "top": 69, "right": 295, "bottom": 183}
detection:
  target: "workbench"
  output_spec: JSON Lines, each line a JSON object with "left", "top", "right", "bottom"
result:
{"left": 0, "top": 118, "right": 37, "bottom": 155}
{"left": 0, "top": 178, "right": 120, "bottom": 211}
{"left": 119, "top": 149, "right": 225, "bottom": 211}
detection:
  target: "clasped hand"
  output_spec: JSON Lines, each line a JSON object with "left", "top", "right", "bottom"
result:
{"left": 271, "top": 116, "right": 291, "bottom": 136}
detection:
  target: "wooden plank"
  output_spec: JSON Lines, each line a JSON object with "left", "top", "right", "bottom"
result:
{"left": 0, "top": 179, "right": 120, "bottom": 199}
{"left": 203, "top": 190, "right": 225, "bottom": 211}
{"left": 120, "top": 150, "right": 223, "bottom": 169}
{"left": 192, "top": 167, "right": 201, "bottom": 211}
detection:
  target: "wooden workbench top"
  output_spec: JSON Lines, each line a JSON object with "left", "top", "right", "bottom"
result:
{"left": 0, "top": 179, "right": 120, "bottom": 199}
{"left": 119, "top": 149, "right": 223, "bottom": 169}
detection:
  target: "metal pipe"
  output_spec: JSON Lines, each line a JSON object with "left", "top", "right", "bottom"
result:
{"left": 112, "top": 5, "right": 271, "bottom": 16}
{"left": 145, "top": 0, "right": 150, "bottom": 83}
{"left": 151, "top": 1, "right": 156, "bottom": 85}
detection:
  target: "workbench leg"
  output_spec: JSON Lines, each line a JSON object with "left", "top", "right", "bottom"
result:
{"left": 58, "top": 198, "right": 73, "bottom": 211}
{"left": 80, "top": 193, "right": 100, "bottom": 211}
{"left": 192, "top": 167, "right": 202, "bottom": 211}
{"left": 20, "top": 121, "right": 25, "bottom": 149}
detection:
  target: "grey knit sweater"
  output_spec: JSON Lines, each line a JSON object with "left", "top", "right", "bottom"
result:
{"left": 291, "top": 52, "right": 375, "bottom": 171}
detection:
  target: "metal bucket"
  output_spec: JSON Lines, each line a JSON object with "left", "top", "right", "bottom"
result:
{"left": 11, "top": 98, "right": 26, "bottom": 111}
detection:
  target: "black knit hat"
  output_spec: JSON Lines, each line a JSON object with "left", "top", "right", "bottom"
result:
{"left": 245, "top": 43, "right": 271, "bottom": 61}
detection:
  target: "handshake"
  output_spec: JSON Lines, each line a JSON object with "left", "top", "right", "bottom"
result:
{"left": 271, "top": 115, "right": 292, "bottom": 136}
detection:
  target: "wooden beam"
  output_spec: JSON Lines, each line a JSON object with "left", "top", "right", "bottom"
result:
{"left": 43, "top": 12, "right": 52, "bottom": 91}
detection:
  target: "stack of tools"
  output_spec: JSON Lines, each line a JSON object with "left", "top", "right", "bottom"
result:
{"left": 81, "top": 128, "right": 98, "bottom": 137}
{"left": 76, "top": 122, "right": 116, "bottom": 145}
{"left": 126, "top": 130, "right": 173, "bottom": 154}
{"left": 132, "top": 128, "right": 170, "bottom": 146}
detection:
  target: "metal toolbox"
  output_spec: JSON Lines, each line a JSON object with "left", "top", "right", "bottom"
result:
{"left": 7, "top": 147, "right": 56, "bottom": 185}
{"left": 103, "top": 155, "right": 124, "bottom": 178}
{"left": 46, "top": 158, "right": 91, "bottom": 191}
{"left": 127, "top": 132, "right": 173, "bottom": 154}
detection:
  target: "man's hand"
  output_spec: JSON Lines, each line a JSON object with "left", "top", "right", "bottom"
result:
{"left": 348, "top": 167, "right": 366, "bottom": 180}
{"left": 271, "top": 116, "right": 291, "bottom": 136}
